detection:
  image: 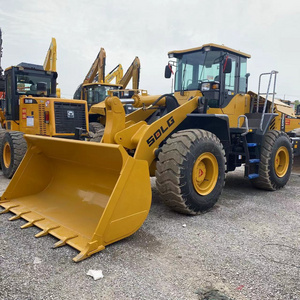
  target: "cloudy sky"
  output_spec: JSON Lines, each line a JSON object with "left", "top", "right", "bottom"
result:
{"left": 1, "top": 0, "right": 300, "bottom": 101}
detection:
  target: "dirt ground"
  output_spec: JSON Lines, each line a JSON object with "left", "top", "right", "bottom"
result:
{"left": 0, "top": 159, "right": 299, "bottom": 300}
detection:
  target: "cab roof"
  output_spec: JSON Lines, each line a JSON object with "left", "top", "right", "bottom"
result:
{"left": 168, "top": 43, "right": 251, "bottom": 59}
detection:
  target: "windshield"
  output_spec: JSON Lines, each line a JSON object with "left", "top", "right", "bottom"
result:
{"left": 83, "top": 84, "right": 117, "bottom": 104}
{"left": 174, "top": 50, "right": 223, "bottom": 91}
{"left": 16, "top": 73, "right": 53, "bottom": 96}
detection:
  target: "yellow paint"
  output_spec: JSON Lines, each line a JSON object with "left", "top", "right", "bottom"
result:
{"left": 0, "top": 135, "right": 152, "bottom": 262}
{"left": 5, "top": 96, "right": 88, "bottom": 137}
{"left": 192, "top": 152, "right": 218, "bottom": 195}
{"left": 3, "top": 142, "right": 11, "bottom": 169}
{"left": 207, "top": 94, "right": 251, "bottom": 127}
{"left": 274, "top": 146, "right": 289, "bottom": 177}
{"left": 175, "top": 91, "right": 251, "bottom": 128}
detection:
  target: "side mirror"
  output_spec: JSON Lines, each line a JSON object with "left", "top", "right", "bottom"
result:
{"left": 223, "top": 57, "right": 232, "bottom": 74}
{"left": 164, "top": 65, "right": 172, "bottom": 78}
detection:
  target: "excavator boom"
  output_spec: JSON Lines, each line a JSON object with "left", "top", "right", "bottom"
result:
{"left": 105, "top": 64, "right": 123, "bottom": 84}
{"left": 84, "top": 48, "right": 106, "bottom": 84}
{"left": 43, "top": 38, "right": 57, "bottom": 72}
{"left": 119, "top": 57, "right": 140, "bottom": 89}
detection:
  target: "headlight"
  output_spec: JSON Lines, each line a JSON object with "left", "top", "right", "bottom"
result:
{"left": 201, "top": 83, "right": 210, "bottom": 91}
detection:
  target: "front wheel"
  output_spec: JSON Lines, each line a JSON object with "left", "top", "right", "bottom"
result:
{"left": 0, "top": 131, "right": 27, "bottom": 178}
{"left": 251, "top": 130, "right": 293, "bottom": 191}
{"left": 156, "top": 129, "right": 226, "bottom": 215}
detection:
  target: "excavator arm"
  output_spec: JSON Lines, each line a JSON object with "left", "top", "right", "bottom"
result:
{"left": 43, "top": 38, "right": 57, "bottom": 72}
{"left": 84, "top": 48, "right": 106, "bottom": 84}
{"left": 119, "top": 57, "right": 140, "bottom": 89}
{"left": 105, "top": 64, "right": 123, "bottom": 84}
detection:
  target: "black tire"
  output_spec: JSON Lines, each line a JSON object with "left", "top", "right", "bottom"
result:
{"left": 0, "top": 131, "right": 27, "bottom": 179}
{"left": 0, "top": 128, "right": 6, "bottom": 170}
{"left": 251, "top": 130, "right": 293, "bottom": 191}
{"left": 89, "top": 122, "right": 104, "bottom": 134}
{"left": 156, "top": 129, "right": 226, "bottom": 215}
{"left": 90, "top": 129, "right": 104, "bottom": 142}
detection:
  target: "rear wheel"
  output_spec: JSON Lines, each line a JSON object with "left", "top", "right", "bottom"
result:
{"left": 156, "top": 129, "right": 226, "bottom": 215}
{"left": 0, "top": 131, "right": 27, "bottom": 178}
{"left": 251, "top": 130, "right": 293, "bottom": 190}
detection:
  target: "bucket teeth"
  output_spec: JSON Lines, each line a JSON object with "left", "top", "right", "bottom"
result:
{"left": 73, "top": 242, "right": 105, "bottom": 262}
{"left": 21, "top": 218, "right": 45, "bottom": 229}
{"left": 35, "top": 226, "right": 60, "bottom": 238}
{"left": 9, "top": 211, "right": 31, "bottom": 221}
{"left": 53, "top": 235, "right": 78, "bottom": 248}
{"left": 0, "top": 205, "right": 19, "bottom": 214}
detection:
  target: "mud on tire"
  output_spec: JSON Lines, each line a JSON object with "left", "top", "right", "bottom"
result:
{"left": 156, "top": 129, "right": 226, "bottom": 215}
{"left": 251, "top": 130, "right": 293, "bottom": 191}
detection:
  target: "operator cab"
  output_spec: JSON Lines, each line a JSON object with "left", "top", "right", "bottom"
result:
{"left": 166, "top": 43, "right": 251, "bottom": 108}
{"left": 4, "top": 63, "right": 57, "bottom": 121}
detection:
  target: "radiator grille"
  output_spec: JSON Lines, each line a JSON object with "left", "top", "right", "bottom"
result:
{"left": 38, "top": 104, "right": 47, "bottom": 135}
{"left": 54, "top": 102, "right": 86, "bottom": 134}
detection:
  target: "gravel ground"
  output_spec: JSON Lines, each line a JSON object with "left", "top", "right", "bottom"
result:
{"left": 0, "top": 158, "right": 299, "bottom": 300}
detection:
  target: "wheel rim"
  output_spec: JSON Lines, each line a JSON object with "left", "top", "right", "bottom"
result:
{"left": 3, "top": 142, "right": 11, "bottom": 169}
{"left": 192, "top": 152, "right": 218, "bottom": 196}
{"left": 274, "top": 146, "right": 289, "bottom": 177}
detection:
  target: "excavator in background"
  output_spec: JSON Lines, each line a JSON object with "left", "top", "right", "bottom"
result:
{"left": 0, "top": 28, "right": 6, "bottom": 126}
{"left": 43, "top": 37, "right": 61, "bottom": 98}
{"left": 73, "top": 48, "right": 142, "bottom": 132}
{"left": 0, "top": 43, "right": 295, "bottom": 261}
{"left": 104, "top": 63, "right": 123, "bottom": 84}
{"left": 0, "top": 38, "right": 89, "bottom": 179}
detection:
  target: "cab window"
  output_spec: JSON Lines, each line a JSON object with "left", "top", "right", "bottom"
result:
{"left": 224, "top": 55, "right": 237, "bottom": 92}
{"left": 238, "top": 57, "right": 247, "bottom": 93}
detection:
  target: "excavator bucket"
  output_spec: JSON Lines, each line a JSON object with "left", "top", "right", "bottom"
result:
{"left": 0, "top": 135, "right": 151, "bottom": 262}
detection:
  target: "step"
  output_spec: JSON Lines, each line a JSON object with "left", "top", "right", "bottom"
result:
{"left": 247, "top": 143, "right": 257, "bottom": 147}
{"left": 249, "top": 159, "right": 260, "bottom": 164}
{"left": 248, "top": 173, "right": 259, "bottom": 179}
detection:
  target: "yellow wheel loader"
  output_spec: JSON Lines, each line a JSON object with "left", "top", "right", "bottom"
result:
{"left": 0, "top": 44, "right": 294, "bottom": 261}
{"left": 0, "top": 36, "right": 88, "bottom": 179}
{"left": 0, "top": 63, "right": 88, "bottom": 178}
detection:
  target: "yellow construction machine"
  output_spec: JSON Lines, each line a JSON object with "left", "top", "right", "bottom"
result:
{"left": 0, "top": 43, "right": 295, "bottom": 261}
{"left": 73, "top": 48, "right": 142, "bottom": 133}
{"left": 43, "top": 37, "right": 61, "bottom": 97}
{"left": 0, "top": 39, "right": 89, "bottom": 178}
{"left": 0, "top": 28, "right": 5, "bottom": 125}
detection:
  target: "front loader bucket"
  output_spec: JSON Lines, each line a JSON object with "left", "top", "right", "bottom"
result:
{"left": 0, "top": 135, "right": 151, "bottom": 262}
